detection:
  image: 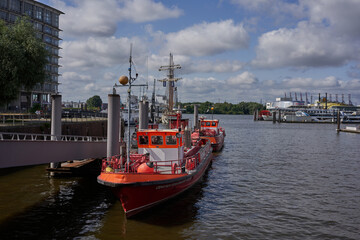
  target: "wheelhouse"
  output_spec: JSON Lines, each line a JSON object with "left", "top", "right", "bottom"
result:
{"left": 200, "top": 119, "right": 220, "bottom": 134}
{"left": 137, "top": 129, "right": 184, "bottom": 162}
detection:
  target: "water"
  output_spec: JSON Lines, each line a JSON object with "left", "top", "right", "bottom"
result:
{"left": 1, "top": 115, "right": 359, "bottom": 239}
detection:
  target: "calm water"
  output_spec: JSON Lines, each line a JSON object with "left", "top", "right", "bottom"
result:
{"left": 0, "top": 115, "right": 359, "bottom": 240}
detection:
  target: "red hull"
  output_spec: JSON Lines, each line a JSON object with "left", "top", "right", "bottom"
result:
{"left": 115, "top": 168, "right": 207, "bottom": 216}
{"left": 200, "top": 131, "right": 225, "bottom": 152}
{"left": 98, "top": 144, "right": 213, "bottom": 217}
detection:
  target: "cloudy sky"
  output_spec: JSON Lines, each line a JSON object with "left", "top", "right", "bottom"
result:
{"left": 39, "top": 0, "right": 360, "bottom": 105}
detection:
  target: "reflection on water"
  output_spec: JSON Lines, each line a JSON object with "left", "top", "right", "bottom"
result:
{"left": 0, "top": 115, "right": 359, "bottom": 239}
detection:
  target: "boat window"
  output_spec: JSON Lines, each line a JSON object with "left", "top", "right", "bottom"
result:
{"left": 212, "top": 122, "right": 216, "bottom": 126}
{"left": 139, "top": 135, "right": 148, "bottom": 145}
{"left": 206, "top": 122, "right": 210, "bottom": 126}
{"left": 166, "top": 135, "right": 177, "bottom": 145}
{"left": 151, "top": 135, "right": 163, "bottom": 145}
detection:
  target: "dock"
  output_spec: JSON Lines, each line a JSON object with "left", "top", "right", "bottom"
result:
{"left": 337, "top": 126, "right": 360, "bottom": 134}
{"left": 46, "top": 158, "right": 102, "bottom": 176}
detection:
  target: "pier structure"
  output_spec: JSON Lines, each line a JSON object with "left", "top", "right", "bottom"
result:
{"left": 0, "top": 93, "right": 125, "bottom": 169}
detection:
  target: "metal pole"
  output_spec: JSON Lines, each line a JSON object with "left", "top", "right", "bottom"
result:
{"left": 107, "top": 93, "right": 120, "bottom": 158}
{"left": 127, "top": 87, "right": 131, "bottom": 165}
{"left": 144, "top": 101, "right": 149, "bottom": 129}
{"left": 139, "top": 100, "right": 146, "bottom": 130}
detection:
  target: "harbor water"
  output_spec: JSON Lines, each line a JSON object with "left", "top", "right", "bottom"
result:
{"left": 0, "top": 114, "right": 359, "bottom": 239}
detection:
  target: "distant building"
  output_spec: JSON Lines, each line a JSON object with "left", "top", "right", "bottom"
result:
{"left": 0, "top": 0, "right": 63, "bottom": 111}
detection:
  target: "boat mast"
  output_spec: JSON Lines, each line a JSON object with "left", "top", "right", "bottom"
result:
{"left": 159, "top": 53, "right": 181, "bottom": 112}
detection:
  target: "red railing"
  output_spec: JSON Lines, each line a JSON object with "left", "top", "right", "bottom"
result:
{"left": 101, "top": 152, "right": 202, "bottom": 174}
{"left": 101, "top": 139, "right": 211, "bottom": 174}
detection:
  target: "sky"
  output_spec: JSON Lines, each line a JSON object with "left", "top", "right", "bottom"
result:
{"left": 38, "top": 0, "right": 360, "bottom": 105}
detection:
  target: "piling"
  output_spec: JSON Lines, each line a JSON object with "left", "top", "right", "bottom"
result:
{"left": 139, "top": 101, "right": 146, "bottom": 130}
{"left": 273, "top": 111, "right": 277, "bottom": 123}
{"left": 107, "top": 94, "right": 120, "bottom": 158}
{"left": 253, "top": 110, "right": 257, "bottom": 121}
{"left": 336, "top": 109, "right": 340, "bottom": 132}
{"left": 194, "top": 104, "right": 199, "bottom": 130}
{"left": 278, "top": 110, "right": 281, "bottom": 123}
{"left": 50, "top": 94, "right": 62, "bottom": 170}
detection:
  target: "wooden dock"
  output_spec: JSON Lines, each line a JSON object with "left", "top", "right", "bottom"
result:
{"left": 46, "top": 158, "right": 102, "bottom": 176}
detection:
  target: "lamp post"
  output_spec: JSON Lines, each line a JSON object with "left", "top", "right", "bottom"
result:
{"left": 115, "top": 45, "right": 147, "bottom": 166}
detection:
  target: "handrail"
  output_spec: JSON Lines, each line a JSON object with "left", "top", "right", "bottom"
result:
{"left": 0, "top": 132, "right": 107, "bottom": 142}
{"left": 101, "top": 140, "right": 211, "bottom": 174}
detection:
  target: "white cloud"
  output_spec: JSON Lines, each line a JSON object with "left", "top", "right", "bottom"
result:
{"left": 227, "top": 71, "right": 258, "bottom": 85}
{"left": 282, "top": 76, "right": 340, "bottom": 88}
{"left": 340, "top": 79, "right": 360, "bottom": 90}
{"left": 252, "top": 22, "right": 354, "bottom": 68}
{"left": 251, "top": 0, "right": 360, "bottom": 69}
{"left": 117, "top": 0, "right": 183, "bottom": 23}
{"left": 305, "top": 0, "right": 360, "bottom": 38}
{"left": 162, "top": 20, "right": 249, "bottom": 57}
{"left": 60, "top": 36, "right": 147, "bottom": 71}
{"left": 53, "top": 0, "right": 183, "bottom": 38}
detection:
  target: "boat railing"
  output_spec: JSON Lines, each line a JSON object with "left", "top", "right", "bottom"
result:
{"left": 0, "top": 132, "right": 107, "bottom": 142}
{"left": 101, "top": 153, "right": 203, "bottom": 174}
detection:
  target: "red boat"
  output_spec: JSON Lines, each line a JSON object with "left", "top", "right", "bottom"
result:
{"left": 198, "top": 118, "right": 226, "bottom": 152}
{"left": 97, "top": 128, "right": 213, "bottom": 217}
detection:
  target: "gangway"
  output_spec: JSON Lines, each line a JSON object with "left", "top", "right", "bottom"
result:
{"left": 0, "top": 132, "right": 107, "bottom": 168}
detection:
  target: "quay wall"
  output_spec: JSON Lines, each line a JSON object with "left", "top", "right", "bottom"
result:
{"left": 0, "top": 121, "right": 107, "bottom": 137}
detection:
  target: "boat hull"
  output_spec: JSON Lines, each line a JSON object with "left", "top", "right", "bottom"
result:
{"left": 98, "top": 151, "right": 212, "bottom": 217}
{"left": 200, "top": 132, "right": 225, "bottom": 152}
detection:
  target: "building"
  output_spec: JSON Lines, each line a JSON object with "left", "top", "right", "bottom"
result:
{"left": 0, "top": 0, "right": 63, "bottom": 111}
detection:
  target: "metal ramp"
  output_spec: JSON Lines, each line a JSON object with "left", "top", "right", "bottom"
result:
{"left": 0, "top": 132, "right": 107, "bottom": 168}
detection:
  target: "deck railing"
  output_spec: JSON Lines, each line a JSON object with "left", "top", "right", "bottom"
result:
{"left": 0, "top": 112, "right": 107, "bottom": 126}
{"left": 0, "top": 132, "right": 106, "bottom": 142}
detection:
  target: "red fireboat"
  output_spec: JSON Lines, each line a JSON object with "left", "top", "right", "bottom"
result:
{"left": 198, "top": 117, "right": 226, "bottom": 152}
{"left": 97, "top": 126, "right": 213, "bottom": 217}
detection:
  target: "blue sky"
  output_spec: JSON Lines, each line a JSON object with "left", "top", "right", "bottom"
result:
{"left": 38, "top": 0, "right": 360, "bottom": 105}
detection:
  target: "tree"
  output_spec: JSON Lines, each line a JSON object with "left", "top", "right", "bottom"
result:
{"left": 0, "top": 17, "right": 48, "bottom": 106}
{"left": 86, "top": 95, "right": 102, "bottom": 110}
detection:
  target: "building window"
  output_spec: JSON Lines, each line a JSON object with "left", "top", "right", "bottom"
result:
{"left": 33, "top": 22, "right": 42, "bottom": 31}
{"left": 52, "top": 14, "right": 59, "bottom": 27}
{"left": 9, "top": 0, "right": 20, "bottom": 12}
{"left": 9, "top": 13, "right": 18, "bottom": 23}
{"left": 52, "top": 38, "right": 58, "bottom": 46}
{"left": 44, "top": 25, "right": 52, "bottom": 34}
{"left": 44, "top": 10, "right": 51, "bottom": 24}
{"left": 0, "top": 1, "right": 7, "bottom": 9}
{"left": 0, "top": 10, "right": 6, "bottom": 20}
{"left": 35, "top": 7, "right": 42, "bottom": 20}
{"left": 23, "top": 3, "right": 33, "bottom": 17}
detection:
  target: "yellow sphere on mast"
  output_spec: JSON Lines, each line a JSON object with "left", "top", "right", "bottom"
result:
{"left": 119, "top": 75, "right": 129, "bottom": 85}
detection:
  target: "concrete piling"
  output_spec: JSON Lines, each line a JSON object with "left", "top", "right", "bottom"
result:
{"left": 50, "top": 94, "right": 62, "bottom": 170}
{"left": 107, "top": 94, "right": 120, "bottom": 158}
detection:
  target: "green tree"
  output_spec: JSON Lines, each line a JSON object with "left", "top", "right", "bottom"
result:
{"left": 86, "top": 95, "right": 102, "bottom": 110}
{"left": 0, "top": 17, "right": 48, "bottom": 106}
